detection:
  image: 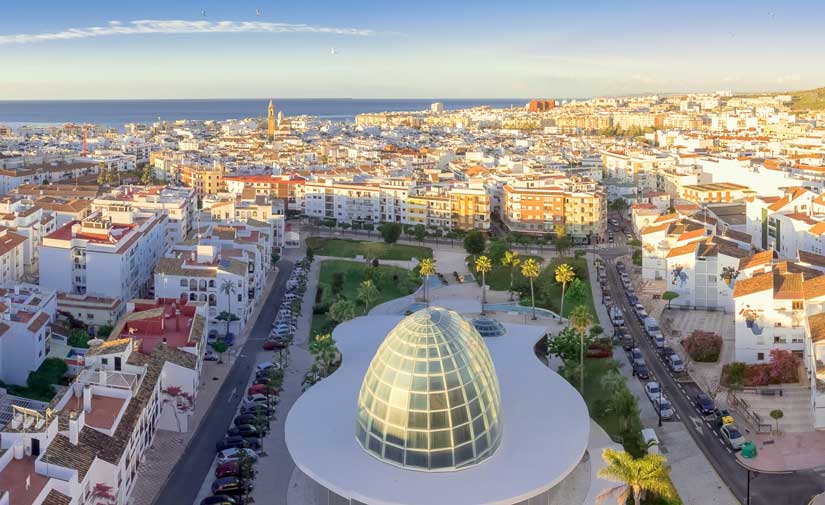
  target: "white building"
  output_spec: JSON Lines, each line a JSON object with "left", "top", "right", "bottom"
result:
{"left": 0, "top": 283, "right": 56, "bottom": 385}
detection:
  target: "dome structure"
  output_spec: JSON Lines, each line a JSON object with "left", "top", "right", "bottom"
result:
{"left": 471, "top": 316, "right": 507, "bottom": 338}
{"left": 356, "top": 307, "right": 503, "bottom": 471}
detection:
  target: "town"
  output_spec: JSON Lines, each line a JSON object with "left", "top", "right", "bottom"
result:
{"left": 1, "top": 89, "right": 825, "bottom": 505}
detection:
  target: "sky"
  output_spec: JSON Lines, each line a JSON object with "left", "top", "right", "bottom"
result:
{"left": 0, "top": 0, "right": 823, "bottom": 100}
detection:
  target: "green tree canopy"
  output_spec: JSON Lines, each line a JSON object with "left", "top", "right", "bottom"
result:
{"left": 379, "top": 222, "right": 402, "bottom": 244}
{"left": 463, "top": 229, "right": 487, "bottom": 257}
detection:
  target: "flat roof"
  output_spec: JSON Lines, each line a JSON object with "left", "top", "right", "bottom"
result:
{"left": 285, "top": 314, "right": 589, "bottom": 505}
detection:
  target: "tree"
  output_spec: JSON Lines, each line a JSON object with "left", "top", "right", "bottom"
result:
{"left": 219, "top": 279, "right": 238, "bottom": 336}
{"left": 547, "top": 326, "right": 592, "bottom": 363}
{"left": 501, "top": 250, "right": 521, "bottom": 301}
{"left": 96, "top": 324, "right": 114, "bottom": 338}
{"left": 610, "top": 198, "right": 629, "bottom": 221}
{"left": 770, "top": 409, "right": 784, "bottom": 435}
{"left": 488, "top": 239, "right": 509, "bottom": 264}
{"left": 309, "top": 333, "right": 339, "bottom": 377}
{"left": 418, "top": 258, "right": 436, "bottom": 304}
{"left": 215, "top": 311, "right": 239, "bottom": 340}
{"left": 596, "top": 448, "right": 677, "bottom": 505}
{"left": 236, "top": 446, "right": 256, "bottom": 500}
{"left": 329, "top": 299, "right": 356, "bottom": 323}
{"left": 210, "top": 339, "right": 228, "bottom": 364}
{"left": 554, "top": 263, "right": 576, "bottom": 320}
{"left": 570, "top": 305, "right": 593, "bottom": 392}
{"left": 554, "top": 224, "right": 572, "bottom": 257}
{"left": 68, "top": 329, "right": 90, "bottom": 348}
{"left": 141, "top": 165, "right": 153, "bottom": 185}
{"left": 331, "top": 272, "right": 345, "bottom": 296}
{"left": 662, "top": 291, "right": 679, "bottom": 309}
{"left": 413, "top": 224, "right": 426, "bottom": 243}
{"left": 463, "top": 229, "right": 486, "bottom": 258}
{"left": 565, "top": 278, "right": 588, "bottom": 308}
{"left": 379, "top": 222, "right": 402, "bottom": 244}
{"left": 521, "top": 258, "right": 540, "bottom": 320}
{"left": 306, "top": 247, "right": 314, "bottom": 263}
{"left": 357, "top": 280, "right": 380, "bottom": 314}
{"left": 474, "top": 255, "right": 492, "bottom": 308}
{"left": 363, "top": 223, "right": 374, "bottom": 237}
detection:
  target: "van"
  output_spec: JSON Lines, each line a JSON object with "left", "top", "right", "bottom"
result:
{"left": 651, "top": 332, "right": 665, "bottom": 348}
{"left": 644, "top": 317, "right": 660, "bottom": 336}
{"left": 641, "top": 428, "right": 660, "bottom": 454}
{"left": 610, "top": 306, "right": 625, "bottom": 326}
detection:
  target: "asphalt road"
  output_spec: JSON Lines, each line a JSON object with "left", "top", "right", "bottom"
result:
{"left": 601, "top": 255, "right": 823, "bottom": 505}
{"left": 155, "top": 259, "right": 294, "bottom": 505}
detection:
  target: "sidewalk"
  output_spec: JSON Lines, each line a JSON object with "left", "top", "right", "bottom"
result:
{"left": 130, "top": 267, "right": 280, "bottom": 505}
{"left": 739, "top": 430, "right": 825, "bottom": 472}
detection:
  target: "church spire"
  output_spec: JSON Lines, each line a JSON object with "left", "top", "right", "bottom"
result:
{"left": 267, "top": 100, "right": 276, "bottom": 137}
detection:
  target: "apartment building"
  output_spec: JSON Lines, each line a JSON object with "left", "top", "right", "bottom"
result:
{"left": 681, "top": 183, "right": 751, "bottom": 204}
{"left": 0, "top": 227, "right": 28, "bottom": 285}
{"left": 0, "top": 197, "right": 56, "bottom": 277}
{"left": 203, "top": 192, "right": 286, "bottom": 249}
{"left": 223, "top": 174, "right": 305, "bottom": 211}
{"left": 180, "top": 163, "right": 224, "bottom": 198}
{"left": 39, "top": 210, "right": 168, "bottom": 307}
{"left": 0, "top": 300, "right": 206, "bottom": 505}
{"left": 92, "top": 186, "right": 196, "bottom": 251}
{"left": 449, "top": 183, "right": 491, "bottom": 231}
{"left": 0, "top": 283, "right": 55, "bottom": 385}
{"left": 304, "top": 179, "right": 382, "bottom": 224}
{"left": 501, "top": 175, "right": 606, "bottom": 241}
{"left": 56, "top": 293, "right": 122, "bottom": 333}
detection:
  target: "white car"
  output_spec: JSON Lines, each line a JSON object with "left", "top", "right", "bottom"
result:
{"left": 721, "top": 424, "right": 746, "bottom": 450}
{"left": 655, "top": 396, "right": 675, "bottom": 420}
{"left": 668, "top": 354, "right": 685, "bottom": 373}
{"left": 217, "top": 448, "right": 259, "bottom": 464}
{"left": 242, "top": 394, "right": 272, "bottom": 408}
{"left": 644, "top": 382, "right": 661, "bottom": 403}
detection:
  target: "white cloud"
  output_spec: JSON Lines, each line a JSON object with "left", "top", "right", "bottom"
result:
{"left": 0, "top": 20, "right": 376, "bottom": 45}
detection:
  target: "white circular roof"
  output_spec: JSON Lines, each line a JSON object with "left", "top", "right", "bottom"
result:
{"left": 286, "top": 313, "right": 590, "bottom": 505}
{"left": 356, "top": 307, "right": 503, "bottom": 471}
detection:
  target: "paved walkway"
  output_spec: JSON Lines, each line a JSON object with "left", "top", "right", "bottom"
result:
{"left": 131, "top": 267, "right": 280, "bottom": 505}
{"left": 739, "top": 430, "right": 825, "bottom": 472}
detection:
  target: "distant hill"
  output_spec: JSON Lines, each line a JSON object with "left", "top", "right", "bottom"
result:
{"left": 787, "top": 87, "right": 825, "bottom": 111}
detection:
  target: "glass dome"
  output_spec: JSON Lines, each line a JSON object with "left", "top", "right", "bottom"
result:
{"left": 471, "top": 316, "right": 507, "bottom": 338}
{"left": 356, "top": 307, "right": 503, "bottom": 471}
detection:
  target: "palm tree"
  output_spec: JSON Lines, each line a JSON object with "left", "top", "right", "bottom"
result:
{"left": 358, "top": 280, "right": 380, "bottom": 314}
{"left": 501, "top": 250, "right": 521, "bottom": 301}
{"left": 475, "top": 255, "right": 492, "bottom": 308}
{"left": 419, "top": 258, "right": 436, "bottom": 305}
{"left": 596, "top": 448, "right": 677, "bottom": 505}
{"left": 569, "top": 305, "right": 593, "bottom": 392}
{"left": 308, "top": 333, "right": 339, "bottom": 377}
{"left": 554, "top": 263, "right": 576, "bottom": 321}
{"left": 521, "top": 258, "right": 540, "bottom": 320}
{"left": 219, "top": 279, "right": 238, "bottom": 337}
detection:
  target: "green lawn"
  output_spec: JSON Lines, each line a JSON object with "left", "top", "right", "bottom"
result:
{"left": 521, "top": 256, "right": 598, "bottom": 319}
{"left": 310, "top": 260, "right": 421, "bottom": 338}
{"left": 306, "top": 237, "right": 432, "bottom": 261}
{"left": 469, "top": 255, "right": 543, "bottom": 291}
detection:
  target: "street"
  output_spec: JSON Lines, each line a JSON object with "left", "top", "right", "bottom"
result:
{"left": 154, "top": 259, "right": 294, "bottom": 505}
{"left": 601, "top": 253, "right": 823, "bottom": 505}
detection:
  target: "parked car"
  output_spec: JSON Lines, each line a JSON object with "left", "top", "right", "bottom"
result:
{"left": 660, "top": 346, "right": 675, "bottom": 359}
{"left": 641, "top": 428, "right": 660, "bottom": 455}
{"left": 634, "top": 304, "right": 648, "bottom": 320}
{"left": 200, "top": 496, "right": 237, "bottom": 505}
{"left": 668, "top": 354, "right": 685, "bottom": 373}
{"left": 240, "top": 405, "right": 274, "bottom": 417}
{"left": 242, "top": 395, "right": 271, "bottom": 408}
{"left": 256, "top": 361, "right": 278, "bottom": 372}
{"left": 694, "top": 393, "right": 716, "bottom": 416}
{"left": 234, "top": 414, "right": 257, "bottom": 426}
{"left": 204, "top": 350, "right": 219, "bottom": 362}
{"left": 713, "top": 408, "right": 733, "bottom": 427}
{"left": 630, "top": 348, "right": 643, "bottom": 361}
{"left": 247, "top": 384, "right": 278, "bottom": 397}
{"left": 227, "top": 424, "right": 260, "bottom": 438}
{"left": 212, "top": 476, "right": 252, "bottom": 496}
{"left": 217, "top": 448, "right": 258, "bottom": 464}
{"left": 634, "top": 361, "right": 651, "bottom": 380}
{"left": 215, "top": 461, "right": 240, "bottom": 478}
{"left": 216, "top": 436, "right": 251, "bottom": 452}
{"left": 655, "top": 396, "right": 675, "bottom": 420}
{"left": 721, "top": 424, "right": 747, "bottom": 450}
{"left": 644, "top": 382, "right": 661, "bottom": 402}
{"left": 622, "top": 336, "right": 634, "bottom": 351}
{"left": 652, "top": 333, "right": 665, "bottom": 349}
{"left": 225, "top": 333, "right": 236, "bottom": 346}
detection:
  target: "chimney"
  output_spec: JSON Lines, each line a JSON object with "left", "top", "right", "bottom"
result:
{"left": 69, "top": 414, "right": 79, "bottom": 445}
{"left": 83, "top": 384, "right": 92, "bottom": 413}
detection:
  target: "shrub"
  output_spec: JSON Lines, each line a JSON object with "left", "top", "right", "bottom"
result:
{"left": 721, "top": 350, "right": 800, "bottom": 387}
{"left": 575, "top": 249, "right": 586, "bottom": 259}
{"left": 681, "top": 330, "right": 722, "bottom": 362}
{"left": 312, "top": 303, "right": 330, "bottom": 315}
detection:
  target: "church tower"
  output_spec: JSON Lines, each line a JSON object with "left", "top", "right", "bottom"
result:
{"left": 267, "top": 100, "right": 275, "bottom": 137}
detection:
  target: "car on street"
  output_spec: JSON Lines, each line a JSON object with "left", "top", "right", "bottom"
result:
{"left": 634, "top": 304, "right": 648, "bottom": 320}
{"left": 263, "top": 339, "right": 288, "bottom": 350}
{"left": 256, "top": 361, "right": 278, "bottom": 372}
{"left": 227, "top": 424, "right": 260, "bottom": 438}
{"left": 233, "top": 414, "right": 257, "bottom": 426}
{"left": 668, "top": 354, "right": 685, "bottom": 373}
{"left": 240, "top": 404, "right": 274, "bottom": 417}
{"left": 204, "top": 350, "right": 219, "bottom": 362}
{"left": 652, "top": 333, "right": 665, "bottom": 348}
{"left": 660, "top": 346, "right": 675, "bottom": 359}
{"left": 655, "top": 396, "right": 675, "bottom": 420}
{"left": 215, "top": 461, "right": 240, "bottom": 478}
{"left": 242, "top": 395, "right": 271, "bottom": 409}
{"left": 211, "top": 477, "right": 252, "bottom": 496}
{"left": 713, "top": 408, "right": 733, "bottom": 427}
{"left": 215, "top": 436, "right": 251, "bottom": 452}
{"left": 200, "top": 496, "right": 237, "bottom": 505}
{"left": 644, "top": 382, "right": 661, "bottom": 402}
{"left": 217, "top": 448, "right": 259, "bottom": 464}
{"left": 630, "top": 348, "right": 643, "bottom": 361}
{"left": 247, "top": 384, "right": 277, "bottom": 397}
{"left": 225, "top": 333, "right": 235, "bottom": 346}
{"left": 694, "top": 393, "right": 715, "bottom": 416}
{"left": 633, "top": 361, "right": 650, "bottom": 380}
{"left": 622, "top": 336, "right": 634, "bottom": 351}
{"left": 721, "top": 424, "right": 747, "bottom": 450}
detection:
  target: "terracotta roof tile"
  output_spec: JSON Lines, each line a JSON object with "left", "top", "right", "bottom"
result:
{"left": 733, "top": 272, "right": 774, "bottom": 298}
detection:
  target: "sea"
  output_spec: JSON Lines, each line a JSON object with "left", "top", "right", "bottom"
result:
{"left": 0, "top": 98, "right": 530, "bottom": 129}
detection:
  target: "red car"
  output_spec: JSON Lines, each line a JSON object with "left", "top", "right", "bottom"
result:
{"left": 247, "top": 384, "right": 278, "bottom": 396}
{"left": 262, "top": 340, "right": 287, "bottom": 350}
{"left": 215, "top": 461, "right": 239, "bottom": 478}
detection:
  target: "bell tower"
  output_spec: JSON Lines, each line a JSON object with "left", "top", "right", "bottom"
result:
{"left": 267, "top": 100, "right": 275, "bottom": 137}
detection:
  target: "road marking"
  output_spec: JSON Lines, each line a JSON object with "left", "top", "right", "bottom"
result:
{"left": 690, "top": 416, "right": 704, "bottom": 434}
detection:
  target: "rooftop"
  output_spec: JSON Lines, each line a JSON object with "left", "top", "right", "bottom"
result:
{"left": 0, "top": 456, "right": 48, "bottom": 505}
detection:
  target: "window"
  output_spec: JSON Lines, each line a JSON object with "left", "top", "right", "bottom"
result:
{"left": 102, "top": 358, "right": 109, "bottom": 365}
{"left": 792, "top": 301, "right": 803, "bottom": 311}
{"left": 757, "top": 352, "right": 765, "bottom": 361}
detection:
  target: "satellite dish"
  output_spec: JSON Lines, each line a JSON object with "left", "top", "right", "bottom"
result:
{"left": 88, "top": 338, "right": 105, "bottom": 347}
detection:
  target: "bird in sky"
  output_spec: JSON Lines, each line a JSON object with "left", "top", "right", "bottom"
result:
{"left": 256, "top": 8, "right": 262, "bottom": 16}
{"left": 330, "top": 47, "right": 338, "bottom": 56}
{"left": 201, "top": 9, "right": 207, "bottom": 17}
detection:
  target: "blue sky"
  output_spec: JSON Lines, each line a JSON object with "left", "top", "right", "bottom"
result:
{"left": 0, "top": 0, "right": 823, "bottom": 99}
